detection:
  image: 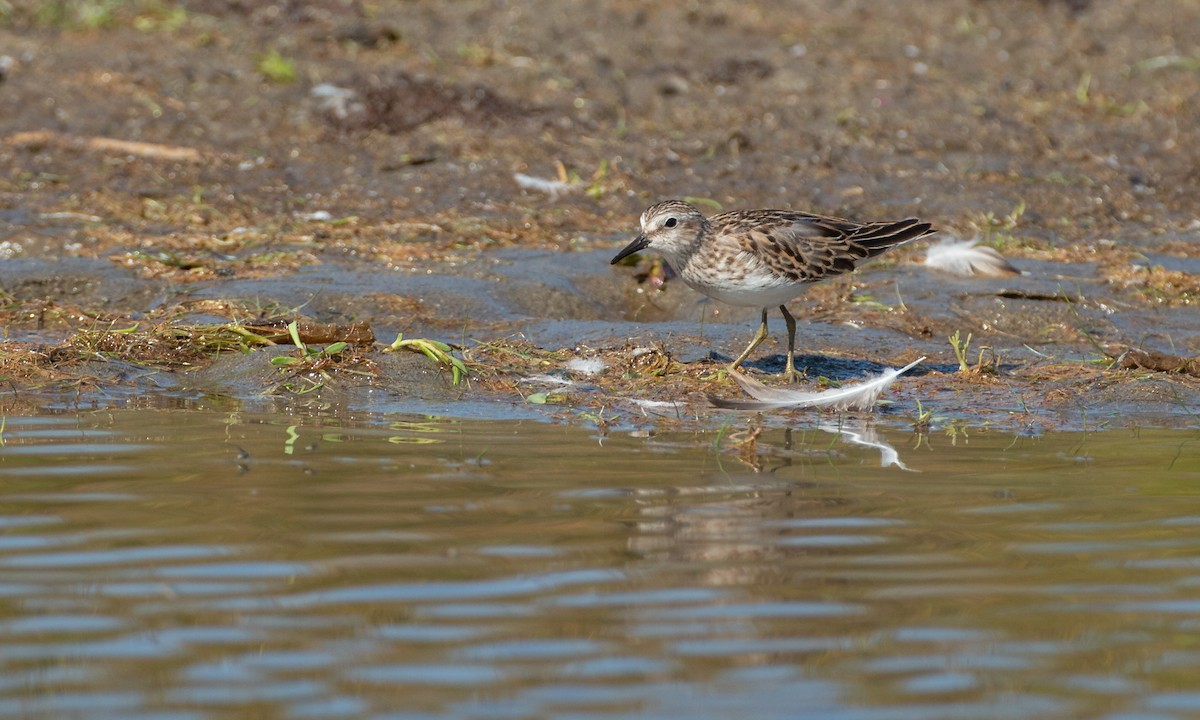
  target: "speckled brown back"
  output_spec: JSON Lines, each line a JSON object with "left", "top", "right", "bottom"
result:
{"left": 713, "top": 210, "right": 934, "bottom": 283}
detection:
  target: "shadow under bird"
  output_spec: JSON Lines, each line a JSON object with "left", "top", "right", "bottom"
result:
{"left": 611, "top": 200, "right": 936, "bottom": 380}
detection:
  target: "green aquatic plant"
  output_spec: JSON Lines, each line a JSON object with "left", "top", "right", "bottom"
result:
{"left": 524, "top": 392, "right": 564, "bottom": 405}
{"left": 682, "top": 196, "right": 723, "bottom": 212}
{"left": 33, "top": 0, "right": 118, "bottom": 29}
{"left": 968, "top": 199, "right": 1026, "bottom": 248}
{"left": 585, "top": 159, "right": 609, "bottom": 200}
{"left": 257, "top": 49, "right": 296, "bottom": 83}
{"left": 270, "top": 321, "right": 347, "bottom": 368}
{"left": 908, "top": 398, "right": 935, "bottom": 449}
{"left": 267, "top": 320, "right": 355, "bottom": 393}
{"left": 133, "top": 3, "right": 187, "bottom": 32}
{"left": 911, "top": 398, "right": 933, "bottom": 431}
{"left": 949, "top": 330, "right": 973, "bottom": 373}
{"left": 948, "top": 330, "right": 999, "bottom": 375}
{"left": 386, "top": 333, "right": 468, "bottom": 385}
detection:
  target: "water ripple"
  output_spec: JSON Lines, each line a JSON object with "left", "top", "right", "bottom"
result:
{"left": 0, "top": 411, "right": 1196, "bottom": 720}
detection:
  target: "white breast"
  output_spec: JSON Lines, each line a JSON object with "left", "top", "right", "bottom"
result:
{"left": 677, "top": 250, "right": 810, "bottom": 308}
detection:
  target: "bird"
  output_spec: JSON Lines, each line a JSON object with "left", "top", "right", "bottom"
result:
{"left": 611, "top": 200, "right": 935, "bottom": 380}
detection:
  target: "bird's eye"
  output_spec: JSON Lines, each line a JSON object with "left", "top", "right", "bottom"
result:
{"left": 664, "top": 217, "right": 678, "bottom": 228}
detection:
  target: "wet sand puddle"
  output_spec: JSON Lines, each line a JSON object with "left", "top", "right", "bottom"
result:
{"left": 0, "top": 409, "right": 1197, "bottom": 719}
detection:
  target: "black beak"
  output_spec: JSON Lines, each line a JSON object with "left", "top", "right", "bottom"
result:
{"left": 610, "top": 233, "right": 650, "bottom": 265}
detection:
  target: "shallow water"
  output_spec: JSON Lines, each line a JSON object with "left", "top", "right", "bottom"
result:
{"left": 0, "top": 410, "right": 1198, "bottom": 719}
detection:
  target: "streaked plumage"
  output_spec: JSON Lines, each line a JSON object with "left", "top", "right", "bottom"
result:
{"left": 611, "top": 200, "right": 936, "bottom": 380}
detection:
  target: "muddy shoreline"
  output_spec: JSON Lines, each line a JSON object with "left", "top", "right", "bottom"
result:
{"left": 1, "top": 1, "right": 1197, "bottom": 430}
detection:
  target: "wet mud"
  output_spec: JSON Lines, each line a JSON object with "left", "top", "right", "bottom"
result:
{"left": 0, "top": 0, "right": 1197, "bottom": 430}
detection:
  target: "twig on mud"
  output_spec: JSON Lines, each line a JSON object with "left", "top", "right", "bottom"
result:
{"left": 4, "top": 130, "right": 209, "bottom": 163}
{"left": 1114, "top": 347, "right": 1200, "bottom": 377}
{"left": 239, "top": 319, "right": 375, "bottom": 346}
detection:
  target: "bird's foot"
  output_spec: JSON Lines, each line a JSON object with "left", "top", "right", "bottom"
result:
{"left": 781, "top": 358, "right": 805, "bottom": 383}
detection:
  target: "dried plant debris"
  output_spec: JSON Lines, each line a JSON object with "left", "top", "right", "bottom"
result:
{"left": 268, "top": 320, "right": 381, "bottom": 394}
{"left": 4, "top": 130, "right": 209, "bottom": 163}
{"left": 1116, "top": 348, "right": 1200, "bottom": 377}
{"left": 240, "top": 319, "right": 374, "bottom": 346}
{"left": 1100, "top": 262, "right": 1200, "bottom": 306}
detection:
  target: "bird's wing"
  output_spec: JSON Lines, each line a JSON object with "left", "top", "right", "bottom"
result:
{"left": 716, "top": 211, "right": 932, "bottom": 282}
{"left": 717, "top": 212, "right": 870, "bottom": 282}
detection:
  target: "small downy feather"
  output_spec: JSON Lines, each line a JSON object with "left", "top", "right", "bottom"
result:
{"left": 924, "top": 237, "right": 1020, "bottom": 277}
{"left": 709, "top": 357, "right": 925, "bottom": 411}
{"left": 513, "top": 172, "right": 581, "bottom": 199}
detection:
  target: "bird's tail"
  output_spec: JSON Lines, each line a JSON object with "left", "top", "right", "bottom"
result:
{"left": 854, "top": 218, "right": 936, "bottom": 257}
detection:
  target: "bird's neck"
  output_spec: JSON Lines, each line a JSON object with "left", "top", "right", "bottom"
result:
{"left": 666, "top": 219, "right": 711, "bottom": 269}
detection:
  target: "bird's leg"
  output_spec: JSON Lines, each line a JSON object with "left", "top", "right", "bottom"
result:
{"left": 728, "top": 308, "right": 769, "bottom": 374}
{"left": 779, "top": 304, "right": 800, "bottom": 382}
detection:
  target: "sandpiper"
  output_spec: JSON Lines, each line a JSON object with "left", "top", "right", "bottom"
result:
{"left": 611, "top": 200, "right": 935, "bottom": 380}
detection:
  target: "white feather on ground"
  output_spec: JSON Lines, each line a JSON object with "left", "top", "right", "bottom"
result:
{"left": 709, "top": 357, "right": 925, "bottom": 411}
{"left": 924, "top": 237, "right": 1020, "bottom": 277}
{"left": 513, "top": 173, "right": 581, "bottom": 199}
{"left": 311, "top": 83, "right": 361, "bottom": 119}
{"left": 520, "top": 374, "right": 574, "bottom": 386}
{"left": 565, "top": 357, "right": 607, "bottom": 376}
